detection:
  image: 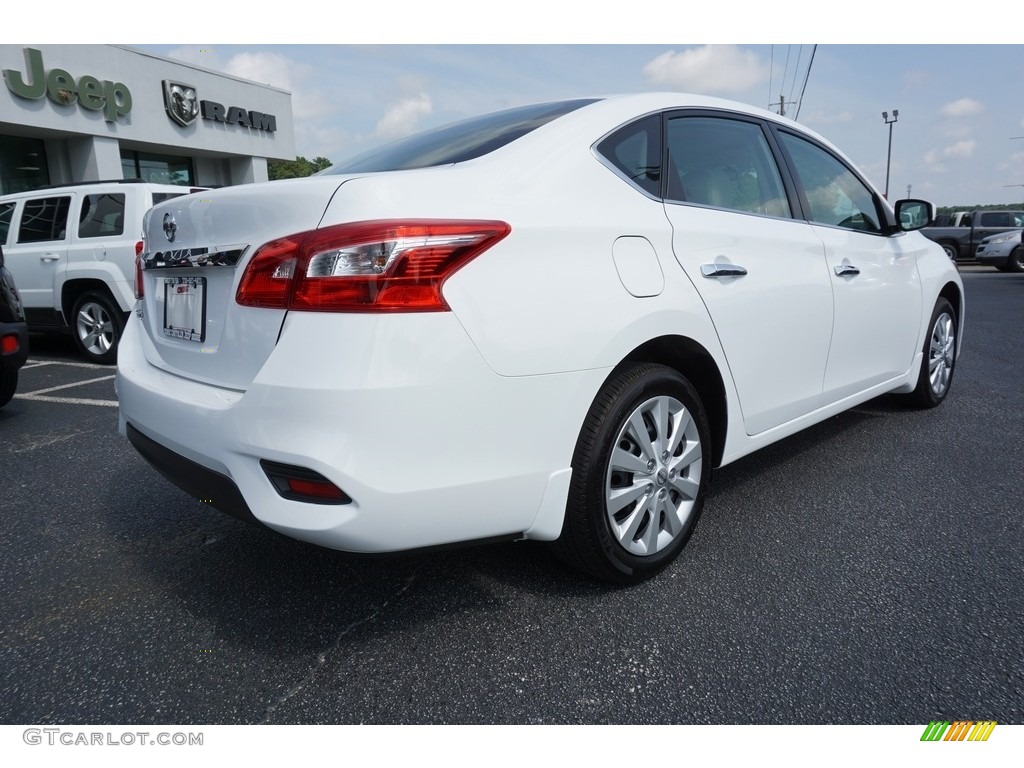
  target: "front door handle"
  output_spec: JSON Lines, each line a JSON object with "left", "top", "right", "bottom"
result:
{"left": 701, "top": 263, "right": 748, "bottom": 278}
{"left": 41, "top": 254, "right": 60, "bottom": 262}
{"left": 834, "top": 263, "right": 860, "bottom": 277}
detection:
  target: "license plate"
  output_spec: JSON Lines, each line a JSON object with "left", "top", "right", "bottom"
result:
{"left": 162, "top": 276, "right": 206, "bottom": 342}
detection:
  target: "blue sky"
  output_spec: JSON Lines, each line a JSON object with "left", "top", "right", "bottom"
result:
{"left": 11, "top": 3, "right": 1024, "bottom": 207}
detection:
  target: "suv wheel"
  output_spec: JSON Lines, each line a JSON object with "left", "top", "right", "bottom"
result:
{"left": 1007, "top": 246, "right": 1024, "bottom": 273}
{"left": 71, "top": 291, "right": 124, "bottom": 365}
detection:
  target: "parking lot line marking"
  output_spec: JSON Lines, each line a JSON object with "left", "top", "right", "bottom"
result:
{"left": 14, "top": 394, "right": 119, "bottom": 407}
{"left": 26, "top": 358, "right": 110, "bottom": 370}
{"left": 19, "top": 374, "right": 116, "bottom": 397}
{"left": 21, "top": 361, "right": 56, "bottom": 369}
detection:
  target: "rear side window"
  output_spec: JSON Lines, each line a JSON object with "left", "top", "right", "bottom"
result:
{"left": 78, "top": 193, "right": 126, "bottom": 238}
{"left": 978, "top": 211, "right": 1013, "bottom": 227}
{"left": 779, "top": 132, "right": 882, "bottom": 233}
{"left": 17, "top": 196, "right": 71, "bottom": 243}
{"left": 666, "top": 116, "right": 792, "bottom": 218}
{"left": 328, "top": 99, "right": 600, "bottom": 173}
{"left": 0, "top": 202, "right": 14, "bottom": 244}
{"left": 595, "top": 114, "right": 662, "bottom": 197}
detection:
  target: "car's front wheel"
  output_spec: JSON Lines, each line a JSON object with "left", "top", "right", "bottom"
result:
{"left": 555, "top": 364, "right": 711, "bottom": 584}
{"left": 71, "top": 291, "right": 124, "bottom": 365}
{"left": 1006, "top": 246, "right": 1024, "bottom": 273}
{"left": 908, "top": 297, "right": 957, "bottom": 408}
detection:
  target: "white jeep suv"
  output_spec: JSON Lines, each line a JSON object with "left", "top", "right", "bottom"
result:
{"left": 0, "top": 180, "right": 204, "bottom": 363}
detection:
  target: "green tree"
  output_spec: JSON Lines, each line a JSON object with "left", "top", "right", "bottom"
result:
{"left": 268, "top": 156, "right": 333, "bottom": 181}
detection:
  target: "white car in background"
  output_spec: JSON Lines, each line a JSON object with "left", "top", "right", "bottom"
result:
{"left": 117, "top": 93, "right": 963, "bottom": 584}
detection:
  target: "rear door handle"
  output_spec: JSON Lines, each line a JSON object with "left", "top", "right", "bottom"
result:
{"left": 701, "top": 263, "right": 748, "bottom": 278}
{"left": 834, "top": 263, "right": 860, "bottom": 277}
{"left": 41, "top": 254, "right": 60, "bottom": 262}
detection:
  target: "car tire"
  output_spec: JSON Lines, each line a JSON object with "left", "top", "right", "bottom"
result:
{"left": 1006, "top": 246, "right": 1024, "bottom": 273}
{"left": 71, "top": 291, "right": 124, "bottom": 365}
{"left": 555, "top": 364, "right": 712, "bottom": 584}
{"left": 0, "top": 368, "right": 16, "bottom": 408}
{"left": 939, "top": 242, "right": 958, "bottom": 261}
{"left": 907, "top": 298, "right": 957, "bottom": 409}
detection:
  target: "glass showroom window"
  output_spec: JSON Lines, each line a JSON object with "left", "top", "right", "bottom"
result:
{"left": 121, "top": 150, "right": 195, "bottom": 186}
{"left": 0, "top": 136, "right": 49, "bottom": 194}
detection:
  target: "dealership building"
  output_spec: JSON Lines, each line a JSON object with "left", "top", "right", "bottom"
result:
{"left": 0, "top": 44, "right": 295, "bottom": 194}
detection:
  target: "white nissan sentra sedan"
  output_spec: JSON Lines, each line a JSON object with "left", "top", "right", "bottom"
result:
{"left": 117, "top": 93, "right": 963, "bottom": 583}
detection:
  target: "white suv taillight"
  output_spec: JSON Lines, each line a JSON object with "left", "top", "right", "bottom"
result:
{"left": 236, "top": 220, "right": 511, "bottom": 312}
{"left": 134, "top": 240, "right": 145, "bottom": 299}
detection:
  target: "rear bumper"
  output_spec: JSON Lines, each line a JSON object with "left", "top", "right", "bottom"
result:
{"left": 117, "top": 311, "right": 604, "bottom": 553}
{"left": 126, "top": 422, "right": 257, "bottom": 524}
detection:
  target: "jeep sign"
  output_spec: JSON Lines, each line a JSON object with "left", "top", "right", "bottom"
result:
{"left": 3, "top": 47, "right": 131, "bottom": 122}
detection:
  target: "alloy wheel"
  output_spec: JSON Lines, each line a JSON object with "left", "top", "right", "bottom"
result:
{"left": 604, "top": 395, "right": 703, "bottom": 556}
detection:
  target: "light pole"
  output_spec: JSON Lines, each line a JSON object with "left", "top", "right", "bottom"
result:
{"left": 882, "top": 110, "right": 899, "bottom": 199}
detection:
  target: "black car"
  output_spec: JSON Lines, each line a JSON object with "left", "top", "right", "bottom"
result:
{"left": 0, "top": 244, "right": 29, "bottom": 407}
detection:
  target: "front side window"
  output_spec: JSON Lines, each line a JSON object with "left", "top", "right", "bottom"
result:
{"left": 17, "top": 196, "right": 71, "bottom": 243}
{"left": 665, "top": 115, "right": 792, "bottom": 218}
{"left": 78, "top": 194, "right": 126, "bottom": 238}
{"left": 595, "top": 114, "right": 662, "bottom": 197}
{"left": 780, "top": 132, "right": 882, "bottom": 233}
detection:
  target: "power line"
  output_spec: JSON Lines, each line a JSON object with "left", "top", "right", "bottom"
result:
{"left": 788, "top": 45, "right": 804, "bottom": 105}
{"left": 793, "top": 44, "right": 817, "bottom": 121}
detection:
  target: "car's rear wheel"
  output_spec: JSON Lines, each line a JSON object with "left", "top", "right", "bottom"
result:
{"left": 908, "top": 298, "right": 956, "bottom": 408}
{"left": 555, "top": 364, "right": 711, "bottom": 584}
{"left": 71, "top": 291, "right": 124, "bottom": 365}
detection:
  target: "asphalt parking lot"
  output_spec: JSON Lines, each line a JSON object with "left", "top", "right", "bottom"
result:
{"left": 0, "top": 266, "right": 1021, "bottom": 725}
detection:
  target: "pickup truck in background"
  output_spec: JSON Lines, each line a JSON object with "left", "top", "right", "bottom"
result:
{"left": 932, "top": 211, "right": 970, "bottom": 227}
{"left": 921, "top": 210, "right": 1024, "bottom": 261}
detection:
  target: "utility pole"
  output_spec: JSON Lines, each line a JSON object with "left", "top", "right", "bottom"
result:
{"left": 883, "top": 110, "right": 899, "bottom": 199}
{"left": 906, "top": 184, "right": 912, "bottom": 198}
{"left": 771, "top": 95, "right": 790, "bottom": 117}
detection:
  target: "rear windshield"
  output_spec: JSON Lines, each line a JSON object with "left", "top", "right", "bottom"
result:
{"left": 326, "top": 98, "right": 600, "bottom": 174}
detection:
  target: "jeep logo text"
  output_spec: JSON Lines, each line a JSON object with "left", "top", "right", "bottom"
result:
{"left": 3, "top": 48, "right": 132, "bottom": 122}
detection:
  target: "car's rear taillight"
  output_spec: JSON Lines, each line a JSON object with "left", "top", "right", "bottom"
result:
{"left": 134, "top": 241, "right": 145, "bottom": 299}
{"left": 236, "top": 220, "right": 510, "bottom": 312}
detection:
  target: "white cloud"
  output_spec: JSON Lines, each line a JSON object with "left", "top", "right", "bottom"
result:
{"left": 225, "top": 52, "right": 297, "bottom": 90}
{"left": 375, "top": 94, "right": 433, "bottom": 139}
{"left": 940, "top": 98, "right": 984, "bottom": 118}
{"left": 923, "top": 150, "right": 945, "bottom": 173}
{"left": 642, "top": 45, "right": 766, "bottom": 94}
{"left": 944, "top": 140, "right": 976, "bottom": 158}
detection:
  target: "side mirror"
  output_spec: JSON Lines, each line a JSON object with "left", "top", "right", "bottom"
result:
{"left": 894, "top": 199, "right": 935, "bottom": 232}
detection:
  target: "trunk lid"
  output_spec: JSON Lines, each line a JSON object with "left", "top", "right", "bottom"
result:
{"left": 136, "top": 177, "right": 347, "bottom": 390}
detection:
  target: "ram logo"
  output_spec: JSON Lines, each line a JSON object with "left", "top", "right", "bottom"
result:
{"left": 163, "top": 80, "right": 199, "bottom": 127}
